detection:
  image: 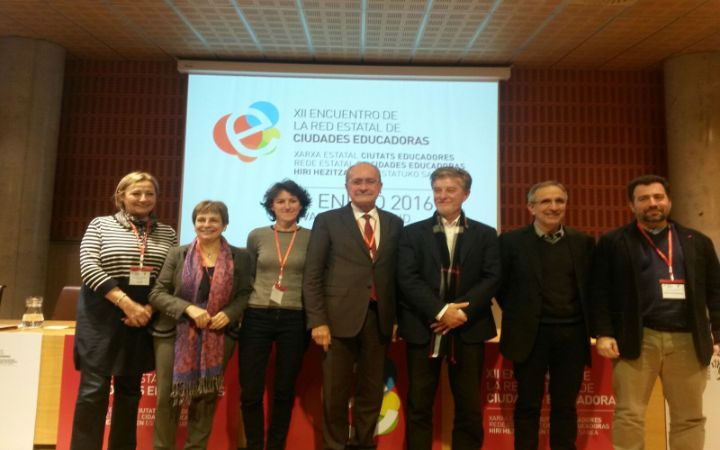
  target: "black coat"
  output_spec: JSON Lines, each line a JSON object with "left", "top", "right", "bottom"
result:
{"left": 589, "top": 221, "right": 720, "bottom": 365}
{"left": 497, "top": 225, "right": 595, "bottom": 365}
{"left": 397, "top": 213, "right": 501, "bottom": 345}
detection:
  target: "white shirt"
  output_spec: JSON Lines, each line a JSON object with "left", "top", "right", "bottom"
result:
{"left": 441, "top": 215, "right": 461, "bottom": 260}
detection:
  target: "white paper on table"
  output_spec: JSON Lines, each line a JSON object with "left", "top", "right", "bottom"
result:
{"left": 0, "top": 333, "right": 43, "bottom": 450}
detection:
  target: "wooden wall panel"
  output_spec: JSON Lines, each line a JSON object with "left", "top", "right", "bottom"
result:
{"left": 51, "top": 61, "right": 186, "bottom": 240}
{"left": 499, "top": 69, "right": 667, "bottom": 237}
{"left": 50, "top": 64, "right": 666, "bottom": 240}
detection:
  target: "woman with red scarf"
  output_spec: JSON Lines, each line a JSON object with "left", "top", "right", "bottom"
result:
{"left": 149, "top": 200, "right": 252, "bottom": 449}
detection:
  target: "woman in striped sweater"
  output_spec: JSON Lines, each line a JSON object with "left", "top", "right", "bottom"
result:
{"left": 70, "top": 171, "right": 177, "bottom": 450}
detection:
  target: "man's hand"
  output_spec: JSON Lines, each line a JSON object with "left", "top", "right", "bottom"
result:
{"left": 431, "top": 302, "right": 469, "bottom": 335}
{"left": 208, "top": 311, "right": 230, "bottom": 330}
{"left": 185, "top": 305, "right": 211, "bottom": 329}
{"left": 312, "top": 325, "right": 332, "bottom": 352}
{"left": 596, "top": 336, "right": 620, "bottom": 359}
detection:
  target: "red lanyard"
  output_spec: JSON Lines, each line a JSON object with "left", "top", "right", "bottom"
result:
{"left": 637, "top": 223, "right": 674, "bottom": 280}
{"left": 129, "top": 221, "right": 151, "bottom": 267}
{"left": 274, "top": 227, "right": 298, "bottom": 286}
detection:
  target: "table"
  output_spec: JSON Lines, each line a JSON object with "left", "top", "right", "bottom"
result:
{"left": 0, "top": 321, "right": 668, "bottom": 449}
{"left": 0, "top": 320, "right": 75, "bottom": 445}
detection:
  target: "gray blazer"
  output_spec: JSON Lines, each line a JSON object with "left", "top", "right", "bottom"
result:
{"left": 149, "top": 244, "right": 253, "bottom": 337}
{"left": 303, "top": 204, "right": 403, "bottom": 339}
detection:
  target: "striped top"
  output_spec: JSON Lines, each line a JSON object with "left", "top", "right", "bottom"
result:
{"left": 80, "top": 214, "right": 177, "bottom": 295}
{"left": 74, "top": 212, "right": 177, "bottom": 375}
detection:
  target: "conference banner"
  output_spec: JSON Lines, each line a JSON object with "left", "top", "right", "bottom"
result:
{"left": 56, "top": 335, "right": 241, "bottom": 449}
{"left": 180, "top": 74, "right": 499, "bottom": 244}
{"left": 482, "top": 345, "right": 615, "bottom": 450}
{"left": 55, "top": 335, "right": 615, "bottom": 449}
{"left": 55, "top": 336, "right": 409, "bottom": 449}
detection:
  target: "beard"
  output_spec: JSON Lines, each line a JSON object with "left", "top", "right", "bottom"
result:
{"left": 640, "top": 208, "right": 667, "bottom": 224}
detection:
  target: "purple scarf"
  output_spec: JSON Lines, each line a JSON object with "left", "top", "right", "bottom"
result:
{"left": 171, "top": 237, "right": 234, "bottom": 405}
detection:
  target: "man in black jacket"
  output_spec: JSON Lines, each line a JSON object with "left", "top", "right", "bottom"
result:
{"left": 497, "top": 181, "right": 595, "bottom": 450}
{"left": 397, "top": 166, "right": 500, "bottom": 450}
{"left": 591, "top": 174, "right": 720, "bottom": 450}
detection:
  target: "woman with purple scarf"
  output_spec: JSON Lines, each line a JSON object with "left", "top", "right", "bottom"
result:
{"left": 149, "top": 200, "right": 252, "bottom": 449}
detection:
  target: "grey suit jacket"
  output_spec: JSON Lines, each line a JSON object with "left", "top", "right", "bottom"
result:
{"left": 148, "top": 243, "right": 253, "bottom": 337}
{"left": 497, "top": 225, "right": 595, "bottom": 364}
{"left": 303, "top": 204, "right": 403, "bottom": 339}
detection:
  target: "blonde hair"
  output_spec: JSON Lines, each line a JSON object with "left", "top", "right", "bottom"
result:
{"left": 114, "top": 171, "right": 159, "bottom": 210}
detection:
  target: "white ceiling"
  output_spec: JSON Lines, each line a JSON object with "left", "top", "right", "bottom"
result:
{"left": 1, "top": 0, "right": 719, "bottom": 68}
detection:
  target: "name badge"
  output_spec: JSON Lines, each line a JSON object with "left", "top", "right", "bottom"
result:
{"left": 270, "top": 282, "right": 287, "bottom": 305}
{"left": 660, "top": 279, "right": 686, "bottom": 300}
{"left": 129, "top": 266, "right": 153, "bottom": 286}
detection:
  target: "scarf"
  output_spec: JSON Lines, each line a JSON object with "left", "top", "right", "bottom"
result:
{"left": 115, "top": 210, "right": 158, "bottom": 231}
{"left": 430, "top": 211, "right": 466, "bottom": 362}
{"left": 171, "top": 237, "right": 234, "bottom": 405}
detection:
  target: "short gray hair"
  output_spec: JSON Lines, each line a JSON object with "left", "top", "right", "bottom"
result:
{"left": 527, "top": 180, "right": 568, "bottom": 203}
{"left": 430, "top": 166, "right": 472, "bottom": 191}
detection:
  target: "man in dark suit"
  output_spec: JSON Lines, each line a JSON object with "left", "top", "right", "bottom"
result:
{"left": 303, "top": 162, "right": 403, "bottom": 450}
{"left": 397, "top": 166, "right": 500, "bottom": 450}
{"left": 591, "top": 175, "right": 720, "bottom": 450}
{"left": 497, "top": 181, "right": 595, "bottom": 450}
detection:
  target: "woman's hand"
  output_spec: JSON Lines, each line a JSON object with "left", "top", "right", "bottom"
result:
{"left": 120, "top": 298, "right": 152, "bottom": 327}
{"left": 208, "top": 311, "right": 230, "bottom": 330}
{"left": 185, "top": 305, "right": 211, "bottom": 328}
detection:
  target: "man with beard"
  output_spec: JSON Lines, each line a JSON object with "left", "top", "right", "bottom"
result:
{"left": 591, "top": 175, "right": 720, "bottom": 450}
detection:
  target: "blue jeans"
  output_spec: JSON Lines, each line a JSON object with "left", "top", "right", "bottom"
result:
{"left": 239, "top": 308, "right": 308, "bottom": 450}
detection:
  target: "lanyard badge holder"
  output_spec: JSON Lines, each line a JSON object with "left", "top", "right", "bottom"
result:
{"left": 270, "top": 227, "right": 298, "bottom": 305}
{"left": 637, "top": 223, "right": 686, "bottom": 300}
{"left": 129, "top": 221, "right": 153, "bottom": 286}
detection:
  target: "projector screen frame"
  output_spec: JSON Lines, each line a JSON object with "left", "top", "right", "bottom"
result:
{"left": 178, "top": 60, "right": 511, "bottom": 82}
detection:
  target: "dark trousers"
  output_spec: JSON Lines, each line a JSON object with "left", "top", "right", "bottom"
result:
{"left": 405, "top": 339, "right": 485, "bottom": 450}
{"left": 239, "top": 308, "right": 308, "bottom": 450}
{"left": 513, "top": 323, "right": 587, "bottom": 450}
{"left": 70, "top": 369, "right": 142, "bottom": 450}
{"left": 322, "top": 306, "right": 387, "bottom": 450}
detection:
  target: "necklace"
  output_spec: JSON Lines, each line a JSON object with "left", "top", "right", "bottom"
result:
{"left": 199, "top": 243, "right": 219, "bottom": 265}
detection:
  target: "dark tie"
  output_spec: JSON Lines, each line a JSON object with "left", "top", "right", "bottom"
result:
{"left": 363, "top": 214, "right": 378, "bottom": 301}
